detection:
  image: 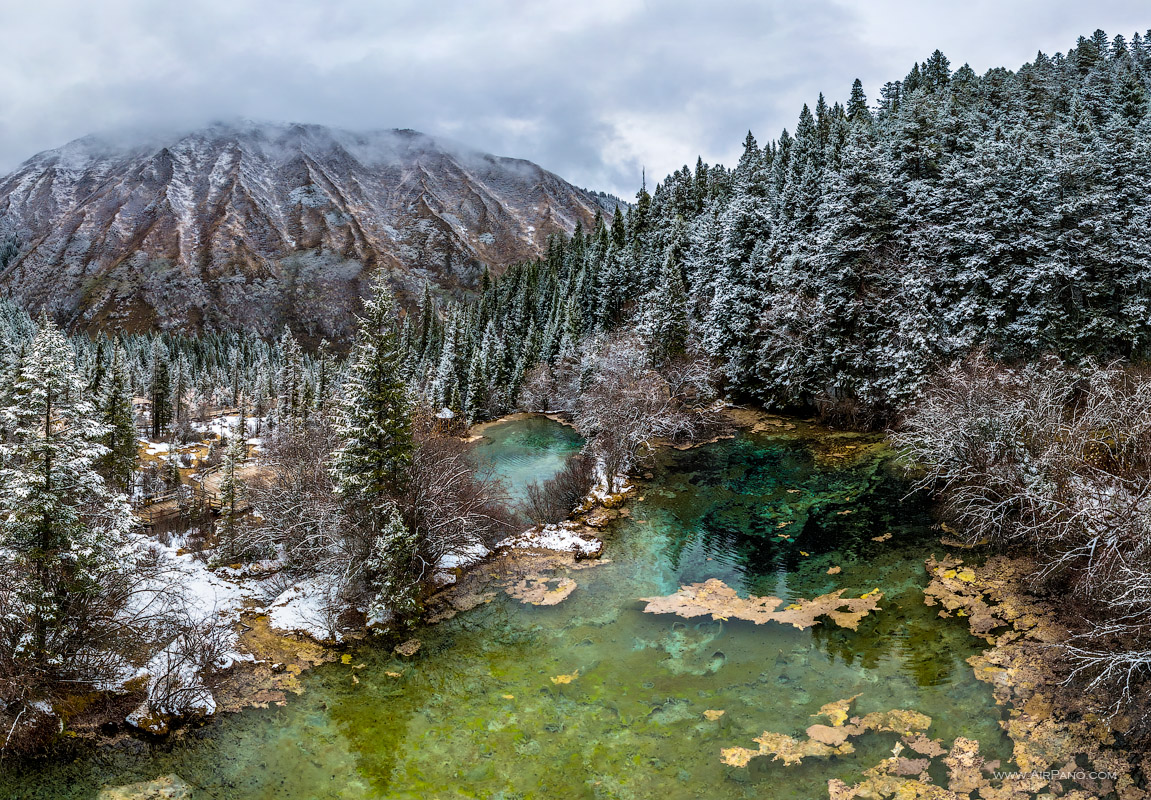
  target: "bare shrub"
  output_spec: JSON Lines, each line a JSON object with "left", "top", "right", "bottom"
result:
{"left": 518, "top": 363, "right": 558, "bottom": 412}
{"left": 247, "top": 408, "right": 515, "bottom": 626}
{"left": 247, "top": 414, "right": 342, "bottom": 574}
{"left": 895, "top": 353, "right": 1151, "bottom": 724}
{"left": 400, "top": 411, "right": 518, "bottom": 568}
{"left": 0, "top": 539, "right": 214, "bottom": 750}
{"left": 574, "top": 333, "right": 721, "bottom": 492}
{"left": 145, "top": 616, "right": 231, "bottom": 719}
{"left": 521, "top": 454, "right": 595, "bottom": 524}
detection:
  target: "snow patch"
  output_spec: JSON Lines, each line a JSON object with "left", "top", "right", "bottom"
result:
{"left": 497, "top": 522, "right": 602, "bottom": 557}
{"left": 432, "top": 570, "right": 457, "bottom": 587}
{"left": 587, "top": 464, "right": 633, "bottom": 503}
{"left": 141, "top": 439, "right": 171, "bottom": 455}
{"left": 266, "top": 576, "right": 343, "bottom": 642}
{"left": 436, "top": 542, "right": 489, "bottom": 570}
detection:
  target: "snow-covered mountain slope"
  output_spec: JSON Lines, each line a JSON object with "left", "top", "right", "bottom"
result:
{"left": 0, "top": 121, "right": 614, "bottom": 341}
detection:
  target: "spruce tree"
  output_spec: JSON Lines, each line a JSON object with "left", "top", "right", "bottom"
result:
{"left": 644, "top": 216, "right": 690, "bottom": 365}
{"left": 329, "top": 274, "right": 414, "bottom": 534}
{"left": 149, "top": 339, "right": 172, "bottom": 439}
{"left": 0, "top": 316, "right": 135, "bottom": 680}
{"left": 97, "top": 345, "right": 137, "bottom": 494}
{"left": 216, "top": 420, "right": 248, "bottom": 562}
{"left": 847, "top": 79, "right": 870, "bottom": 122}
{"left": 276, "top": 327, "right": 304, "bottom": 425}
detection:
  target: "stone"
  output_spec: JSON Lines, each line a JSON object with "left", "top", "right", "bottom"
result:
{"left": 97, "top": 774, "right": 193, "bottom": 800}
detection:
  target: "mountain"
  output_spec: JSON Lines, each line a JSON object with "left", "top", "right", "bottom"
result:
{"left": 0, "top": 121, "right": 616, "bottom": 342}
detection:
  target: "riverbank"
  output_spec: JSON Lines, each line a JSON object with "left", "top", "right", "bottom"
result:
{"left": 6, "top": 409, "right": 1141, "bottom": 800}
{"left": 918, "top": 554, "right": 1147, "bottom": 799}
{"left": 3, "top": 412, "right": 598, "bottom": 757}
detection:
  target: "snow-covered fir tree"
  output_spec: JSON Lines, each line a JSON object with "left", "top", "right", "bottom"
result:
{"left": 0, "top": 316, "right": 135, "bottom": 684}
{"left": 97, "top": 345, "right": 138, "bottom": 495}
{"left": 329, "top": 273, "right": 414, "bottom": 533}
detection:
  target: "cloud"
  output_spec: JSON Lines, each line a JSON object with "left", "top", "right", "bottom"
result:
{"left": 0, "top": 0, "right": 1147, "bottom": 196}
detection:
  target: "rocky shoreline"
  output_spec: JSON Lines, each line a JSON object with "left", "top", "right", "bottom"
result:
{"left": 22, "top": 408, "right": 1139, "bottom": 800}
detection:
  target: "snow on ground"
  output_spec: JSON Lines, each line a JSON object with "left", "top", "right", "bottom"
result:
{"left": 128, "top": 638, "right": 218, "bottom": 725}
{"left": 588, "top": 477, "right": 633, "bottom": 503}
{"left": 191, "top": 414, "right": 265, "bottom": 439}
{"left": 114, "top": 533, "right": 278, "bottom": 724}
{"left": 140, "top": 538, "right": 258, "bottom": 629}
{"left": 140, "top": 439, "right": 171, "bottom": 456}
{"left": 587, "top": 463, "right": 633, "bottom": 503}
{"left": 214, "top": 558, "right": 282, "bottom": 579}
{"left": 497, "top": 522, "right": 602, "bottom": 557}
{"left": 266, "top": 576, "right": 343, "bottom": 643}
{"left": 187, "top": 415, "right": 268, "bottom": 453}
{"left": 436, "top": 542, "right": 490, "bottom": 570}
{"left": 430, "top": 542, "right": 491, "bottom": 588}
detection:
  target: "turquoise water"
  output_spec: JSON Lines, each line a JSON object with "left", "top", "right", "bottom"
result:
{"left": 0, "top": 417, "right": 1012, "bottom": 799}
{"left": 468, "top": 414, "right": 584, "bottom": 502}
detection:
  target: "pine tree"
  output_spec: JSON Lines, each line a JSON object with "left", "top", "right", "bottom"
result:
{"left": 276, "top": 327, "right": 304, "bottom": 425}
{"left": 314, "top": 339, "right": 332, "bottom": 413}
{"left": 416, "top": 281, "right": 434, "bottom": 360}
{"left": 149, "top": 340, "right": 172, "bottom": 439}
{"left": 644, "top": 216, "right": 690, "bottom": 365}
{"left": 89, "top": 337, "right": 108, "bottom": 396}
{"left": 0, "top": 316, "right": 135, "bottom": 679}
{"left": 847, "top": 79, "right": 870, "bottom": 122}
{"left": 922, "top": 50, "right": 952, "bottom": 93}
{"left": 97, "top": 345, "right": 137, "bottom": 494}
{"left": 170, "top": 353, "right": 190, "bottom": 425}
{"left": 363, "top": 505, "right": 419, "bottom": 618}
{"left": 329, "top": 274, "right": 415, "bottom": 534}
{"left": 216, "top": 419, "right": 248, "bottom": 562}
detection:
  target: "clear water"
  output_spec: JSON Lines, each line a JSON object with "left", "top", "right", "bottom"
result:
{"left": 1, "top": 417, "right": 1013, "bottom": 799}
{"left": 468, "top": 415, "right": 584, "bottom": 503}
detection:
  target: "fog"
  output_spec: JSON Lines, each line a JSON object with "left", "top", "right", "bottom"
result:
{"left": 2, "top": 0, "right": 1147, "bottom": 196}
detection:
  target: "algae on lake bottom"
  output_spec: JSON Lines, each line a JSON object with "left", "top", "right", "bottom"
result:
{"left": 1, "top": 416, "right": 1017, "bottom": 800}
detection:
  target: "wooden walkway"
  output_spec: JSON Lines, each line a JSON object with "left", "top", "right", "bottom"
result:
{"left": 136, "top": 458, "right": 266, "bottom": 532}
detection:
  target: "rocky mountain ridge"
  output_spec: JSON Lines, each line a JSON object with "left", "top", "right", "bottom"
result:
{"left": 0, "top": 121, "right": 616, "bottom": 341}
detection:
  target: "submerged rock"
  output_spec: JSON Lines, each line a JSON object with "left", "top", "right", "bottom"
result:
{"left": 97, "top": 774, "right": 192, "bottom": 800}
{"left": 394, "top": 639, "right": 422, "bottom": 657}
{"left": 640, "top": 579, "right": 884, "bottom": 630}
{"left": 505, "top": 576, "right": 577, "bottom": 606}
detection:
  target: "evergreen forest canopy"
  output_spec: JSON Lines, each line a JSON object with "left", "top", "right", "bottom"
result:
{"left": 403, "top": 29, "right": 1151, "bottom": 424}
{"left": 0, "top": 299, "right": 331, "bottom": 437}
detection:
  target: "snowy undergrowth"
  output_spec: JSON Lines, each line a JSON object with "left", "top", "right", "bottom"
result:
{"left": 116, "top": 533, "right": 350, "bottom": 728}
{"left": 497, "top": 522, "right": 602, "bottom": 557}
{"left": 587, "top": 461, "right": 633, "bottom": 503}
{"left": 265, "top": 576, "right": 345, "bottom": 643}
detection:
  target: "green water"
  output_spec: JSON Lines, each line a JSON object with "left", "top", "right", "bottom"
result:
{"left": 468, "top": 415, "right": 584, "bottom": 502}
{"left": 2, "top": 416, "right": 1013, "bottom": 799}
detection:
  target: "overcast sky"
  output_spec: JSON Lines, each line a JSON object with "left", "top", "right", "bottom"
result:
{"left": 2, "top": 0, "right": 1148, "bottom": 196}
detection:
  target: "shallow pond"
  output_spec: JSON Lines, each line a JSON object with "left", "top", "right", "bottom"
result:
{"left": 2, "top": 416, "right": 1013, "bottom": 799}
{"left": 468, "top": 414, "right": 584, "bottom": 503}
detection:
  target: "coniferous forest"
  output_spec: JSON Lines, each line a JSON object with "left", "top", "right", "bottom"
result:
{"left": 407, "top": 32, "right": 1151, "bottom": 424}
{"left": 4, "top": 23, "right": 1151, "bottom": 799}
